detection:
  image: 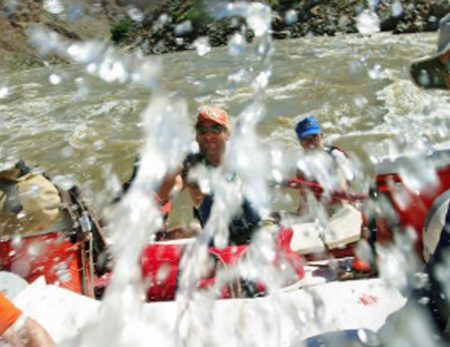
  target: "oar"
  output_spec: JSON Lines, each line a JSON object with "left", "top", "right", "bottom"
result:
{"left": 280, "top": 178, "right": 368, "bottom": 202}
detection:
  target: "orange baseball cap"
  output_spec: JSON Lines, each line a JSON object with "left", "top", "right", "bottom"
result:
{"left": 196, "top": 106, "right": 230, "bottom": 129}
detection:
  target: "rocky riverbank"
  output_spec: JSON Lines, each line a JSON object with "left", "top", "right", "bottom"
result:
{"left": 1, "top": 0, "right": 449, "bottom": 71}
{"left": 119, "top": 0, "right": 450, "bottom": 54}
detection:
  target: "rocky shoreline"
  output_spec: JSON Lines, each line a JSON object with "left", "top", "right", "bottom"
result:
{"left": 1, "top": 0, "right": 450, "bottom": 71}
{"left": 117, "top": 0, "right": 450, "bottom": 54}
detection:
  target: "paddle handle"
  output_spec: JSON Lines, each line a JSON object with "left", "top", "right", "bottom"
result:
{"left": 283, "top": 178, "right": 368, "bottom": 202}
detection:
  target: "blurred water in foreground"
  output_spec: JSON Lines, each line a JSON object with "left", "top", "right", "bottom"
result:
{"left": 1, "top": 1, "right": 450, "bottom": 346}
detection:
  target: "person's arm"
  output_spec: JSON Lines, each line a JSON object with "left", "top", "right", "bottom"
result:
{"left": 118, "top": 154, "right": 184, "bottom": 205}
{"left": 157, "top": 153, "right": 207, "bottom": 204}
{"left": 156, "top": 166, "right": 184, "bottom": 204}
{"left": 0, "top": 294, "right": 54, "bottom": 347}
{"left": 295, "top": 169, "right": 309, "bottom": 214}
{"left": 2, "top": 316, "right": 54, "bottom": 347}
{"left": 330, "top": 149, "right": 353, "bottom": 192}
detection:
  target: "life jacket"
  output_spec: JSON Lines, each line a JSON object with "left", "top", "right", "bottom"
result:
{"left": 196, "top": 194, "right": 261, "bottom": 246}
{"left": 183, "top": 153, "right": 262, "bottom": 245}
{"left": 296, "top": 145, "right": 350, "bottom": 187}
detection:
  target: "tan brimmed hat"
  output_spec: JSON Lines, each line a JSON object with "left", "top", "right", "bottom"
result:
{"left": 410, "top": 13, "right": 450, "bottom": 89}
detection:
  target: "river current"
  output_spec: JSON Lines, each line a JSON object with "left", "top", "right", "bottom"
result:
{"left": 2, "top": 31, "right": 449, "bottom": 225}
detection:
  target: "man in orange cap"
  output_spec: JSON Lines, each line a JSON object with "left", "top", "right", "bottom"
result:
{"left": 122, "top": 106, "right": 260, "bottom": 245}
{"left": 155, "top": 106, "right": 231, "bottom": 212}
{"left": 193, "top": 106, "right": 230, "bottom": 167}
{"left": 160, "top": 106, "right": 260, "bottom": 244}
{"left": 0, "top": 293, "right": 54, "bottom": 346}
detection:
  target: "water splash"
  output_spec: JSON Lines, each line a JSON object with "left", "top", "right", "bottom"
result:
{"left": 28, "top": 28, "right": 162, "bottom": 89}
{"left": 0, "top": 87, "right": 10, "bottom": 99}
{"left": 356, "top": 10, "right": 380, "bottom": 36}
{"left": 49, "top": 74, "right": 62, "bottom": 85}
{"left": 43, "top": 0, "right": 64, "bottom": 14}
{"left": 174, "top": 20, "right": 193, "bottom": 37}
{"left": 127, "top": 6, "right": 145, "bottom": 22}
{"left": 8, "top": 2, "right": 448, "bottom": 346}
{"left": 228, "top": 33, "right": 246, "bottom": 56}
{"left": 194, "top": 37, "right": 211, "bottom": 57}
{"left": 285, "top": 9, "right": 298, "bottom": 26}
{"left": 392, "top": 0, "right": 403, "bottom": 17}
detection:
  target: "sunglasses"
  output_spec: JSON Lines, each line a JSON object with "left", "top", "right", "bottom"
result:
{"left": 195, "top": 124, "right": 225, "bottom": 135}
{"left": 300, "top": 134, "right": 321, "bottom": 143}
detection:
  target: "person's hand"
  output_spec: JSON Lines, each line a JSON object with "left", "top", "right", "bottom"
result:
{"left": 2, "top": 316, "right": 54, "bottom": 347}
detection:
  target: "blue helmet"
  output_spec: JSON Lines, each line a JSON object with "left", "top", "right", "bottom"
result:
{"left": 295, "top": 116, "right": 321, "bottom": 140}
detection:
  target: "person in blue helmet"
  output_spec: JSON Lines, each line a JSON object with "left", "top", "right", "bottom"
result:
{"left": 294, "top": 116, "right": 354, "bottom": 214}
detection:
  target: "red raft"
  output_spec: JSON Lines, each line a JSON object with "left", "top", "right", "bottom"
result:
{"left": 0, "top": 185, "right": 105, "bottom": 298}
{"left": 140, "top": 227, "right": 305, "bottom": 301}
{"left": 0, "top": 231, "right": 95, "bottom": 297}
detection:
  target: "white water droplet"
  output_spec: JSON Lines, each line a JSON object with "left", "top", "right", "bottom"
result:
{"left": 174, "top": 20, "right": 193, "bottom": 36}
{"left": 418, "top": 296, "right": 430, "bottom": 305}
{"left": 94, "top": 140, "right": 105, "bottom": 150}
{"left": 67, "top": 41, "right": 105, "bottom": 65}
{"left": 368, "top": 0, "right": 379, "bottom": 12}
{"left": 285, "top": 9, "right": 298, "bottom": 26}
{"left": 98, "top": 59, "right": 128, "bottom": 83}
{"left": 368, "top": 64, "right": 384, "bottom": 79}
{"left": 152, "top": 13, "right": 171, "bottom": 32}
{"left": 418, "top": 70, "right": 430, "bottom": 87}
{"left": 54, "top": 261, "right": 72, "bottom": 283}
{"left": 246, "top": 3, "right": 271, "bottom": 37}
{"left": 156, "top": 264, "right": 170, "bottom": 283}
{"left": 392, "top": 0, "right": 403, "bottom": 17}
{"left": 127, "top": 6, "right": 144, "bottom": 22}
{"left": 43, "top": 0, "right": 64, "bottom": 14}
{"left": 28, "top": 243, "right": 44, "bottom": 257}
{"left": 194, "top": 37, "right": 211, "bottom": 57}
{"left": 251, "top": 69, "right": 271, "bottom": 91}
{"left": 49, "top": 73, "right": 62, "bottom": 85}
{"left": 354, "top": 95, "right": 368, "bottom": 109}
{"left": 228, "top": 33, "right": 246, "bottom": 56}
{"left": 356, "top": 10, "right": 380, "bottom": 35}
{"left": 0, "top": 87, "right": 10, "bottom": 99}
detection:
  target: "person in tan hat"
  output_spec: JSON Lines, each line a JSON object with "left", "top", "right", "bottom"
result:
{"left": 121, "top": 106, "right": 261, "bottom": 244}
{"left": 410, "top": 13, "right": 450, "bottom": 90}
{"left": 378, "top": 13, "right": 450, "bottom": 344}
